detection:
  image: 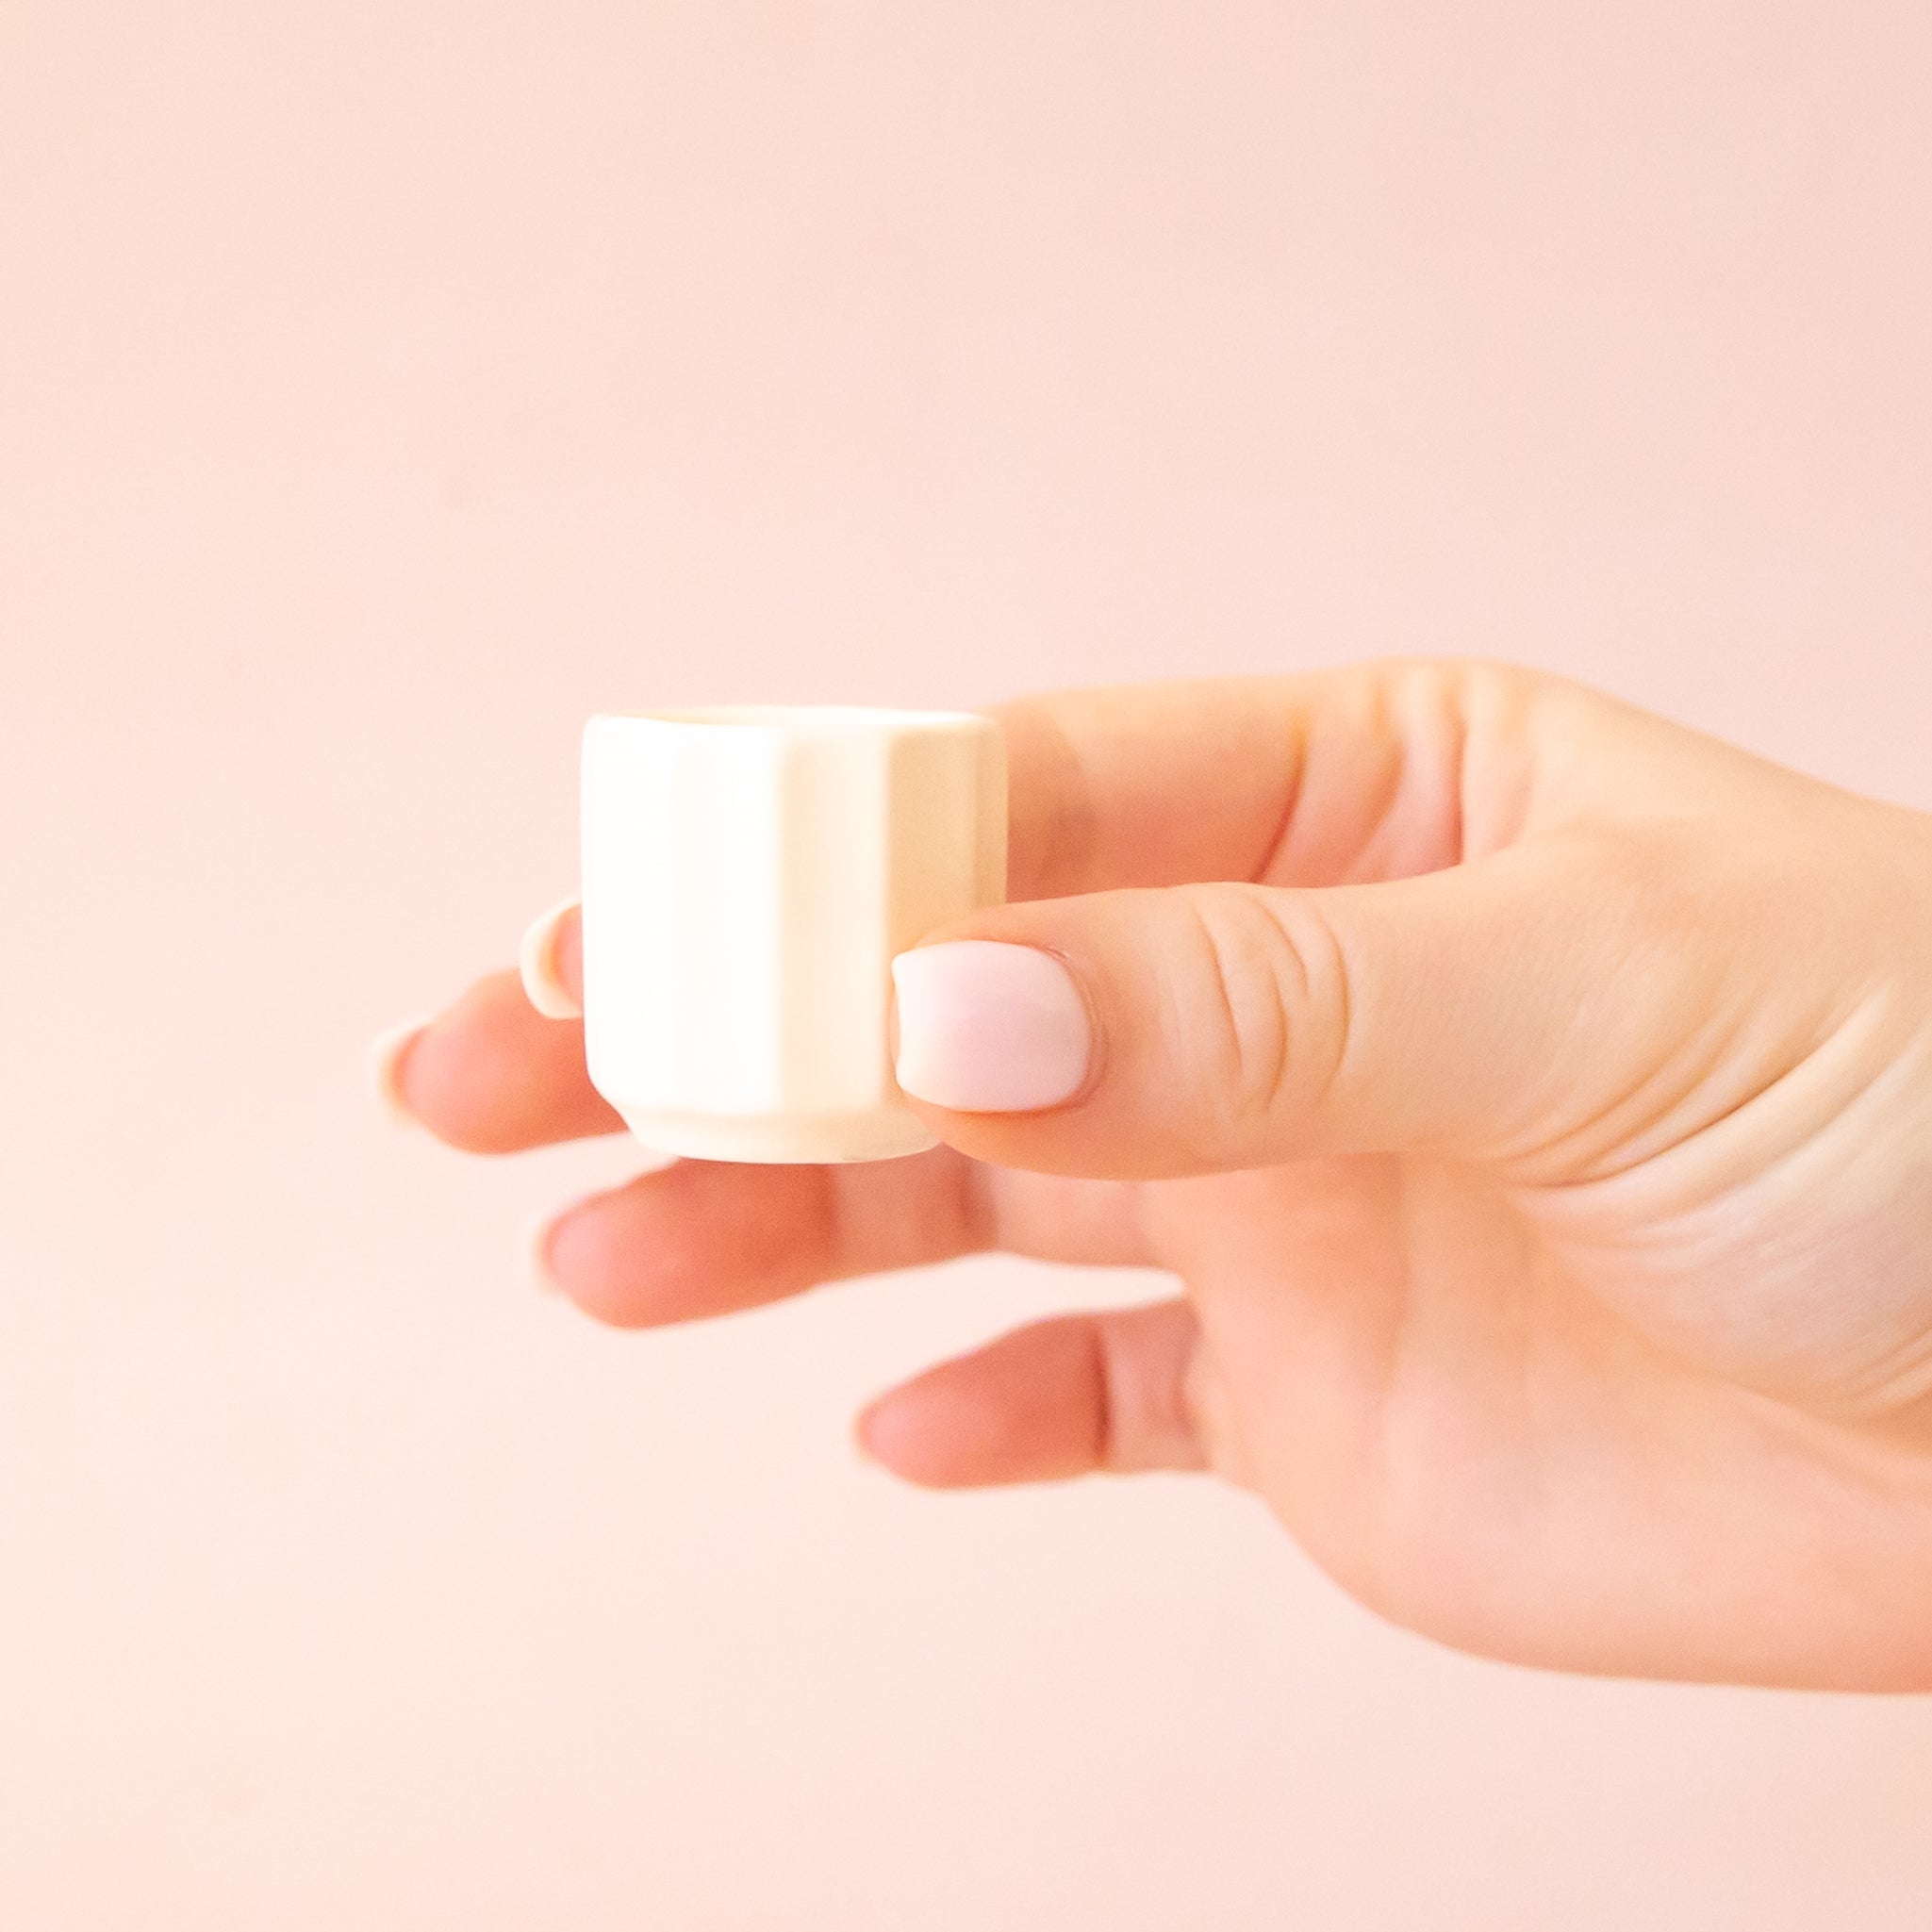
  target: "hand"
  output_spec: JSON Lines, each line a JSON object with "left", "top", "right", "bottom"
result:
{"left": 373, "top": 663, "right": 1932, "bottom": 1690}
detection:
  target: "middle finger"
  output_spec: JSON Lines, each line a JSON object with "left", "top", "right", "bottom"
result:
{"left": 532, "top": 1144, "right": 1157, "bottom": 1329}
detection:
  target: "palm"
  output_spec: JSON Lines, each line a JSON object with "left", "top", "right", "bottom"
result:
{"left": 1130, "top": 1151, "right": 1924, "bottom": 1683}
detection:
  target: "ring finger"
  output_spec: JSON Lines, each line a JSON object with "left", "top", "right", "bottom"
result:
{"left": 532, "top": 1142, "right": 1158, "bottom": 1329}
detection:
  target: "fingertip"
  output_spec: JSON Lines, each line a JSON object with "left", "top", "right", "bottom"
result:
{"left": 522, "top": 1203, "right": 567, "bottom": 1295}
{"left": 852, "top": 1384, "right": 964, "bottom": 1488}
{"left": 394, "top": 968, "right": 623, "bottom": 1154}
{"left": 525, "top": 1186, "right": 635, "bottom": 1318}
{"left": 366, "top": 1016, "right": 433, "bottom": 1128}
{"left": 519, "top": 898, "right": 584, "bottom": 1020}
{"left": 850, "top": 1402, "right": 887, "bottom": 1470}
{"left": 529, "top": 1181, "right": 701, "bottom": 1329}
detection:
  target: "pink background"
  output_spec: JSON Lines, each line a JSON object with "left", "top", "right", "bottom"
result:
{"left": 5, "top": 3, "right": 1931, "bottom": 1924}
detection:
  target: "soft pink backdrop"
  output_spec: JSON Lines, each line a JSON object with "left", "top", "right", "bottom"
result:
{"left": 4, "top": 4, "right": 1931, "bottom": 1925}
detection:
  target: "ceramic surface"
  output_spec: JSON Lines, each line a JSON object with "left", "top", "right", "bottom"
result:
{"left": 580, "top": 706, "right": 1007, "bottom": 1162}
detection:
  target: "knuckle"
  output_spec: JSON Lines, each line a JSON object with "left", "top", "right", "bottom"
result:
{"left": 1170, "top": 884, "right": 1350, "bottom": 1149}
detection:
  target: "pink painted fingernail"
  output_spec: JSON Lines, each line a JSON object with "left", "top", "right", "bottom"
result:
{"left": 518, "top": 898, "right": 582, "bottom": 1020}
{"left": 889, "top": 941, "right": 1092, "bottom": 1114}
{"left": 366, "top": 1016, "right": 432, "bottom": 1127}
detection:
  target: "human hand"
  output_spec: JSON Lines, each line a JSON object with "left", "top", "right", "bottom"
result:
{"left": 373, "top": 664, "right": 1932, "bottom": 1690}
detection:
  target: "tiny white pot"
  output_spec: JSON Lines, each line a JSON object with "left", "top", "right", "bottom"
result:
{"left": 580, "top": 705, "right": 1007, "bottom": 1164}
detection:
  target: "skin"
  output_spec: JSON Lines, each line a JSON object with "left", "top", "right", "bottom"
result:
{"left": 384, "top": 662, "right": 1932, "bottom": 1691}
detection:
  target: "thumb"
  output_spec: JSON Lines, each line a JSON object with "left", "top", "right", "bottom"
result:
{"left": 888, "top": 835, "right": 1700, "bottom": 1180}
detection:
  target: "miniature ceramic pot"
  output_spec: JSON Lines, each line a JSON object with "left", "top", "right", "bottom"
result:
{"left": 580, "top": 705, "right": 1007, "bottom": 1163}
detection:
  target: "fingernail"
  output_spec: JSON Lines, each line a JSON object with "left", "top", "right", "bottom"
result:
{"left": 519, "top": 898, "right": 582, "bottom": 1020}
{"left": 890, "top": 940, "right": 1092, "bottom": 1114}
{"left": 366, "top": 1016, "right": 432, "bottom": 1127}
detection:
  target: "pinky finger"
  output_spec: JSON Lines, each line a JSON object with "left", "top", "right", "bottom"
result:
{"left": 855, "top": 1299, "right": 1210, "bottom": 1489}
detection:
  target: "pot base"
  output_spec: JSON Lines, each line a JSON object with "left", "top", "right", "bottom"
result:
{"left": 616, "top": 1106, "right": 940, "bottom": 1165}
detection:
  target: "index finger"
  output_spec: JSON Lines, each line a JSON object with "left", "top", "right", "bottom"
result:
{"left": 996, "top": 660, "right": 1541, "bottom": 898}
{"left": 514, "top": 661, "right": 1552, "bottom": 1019}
